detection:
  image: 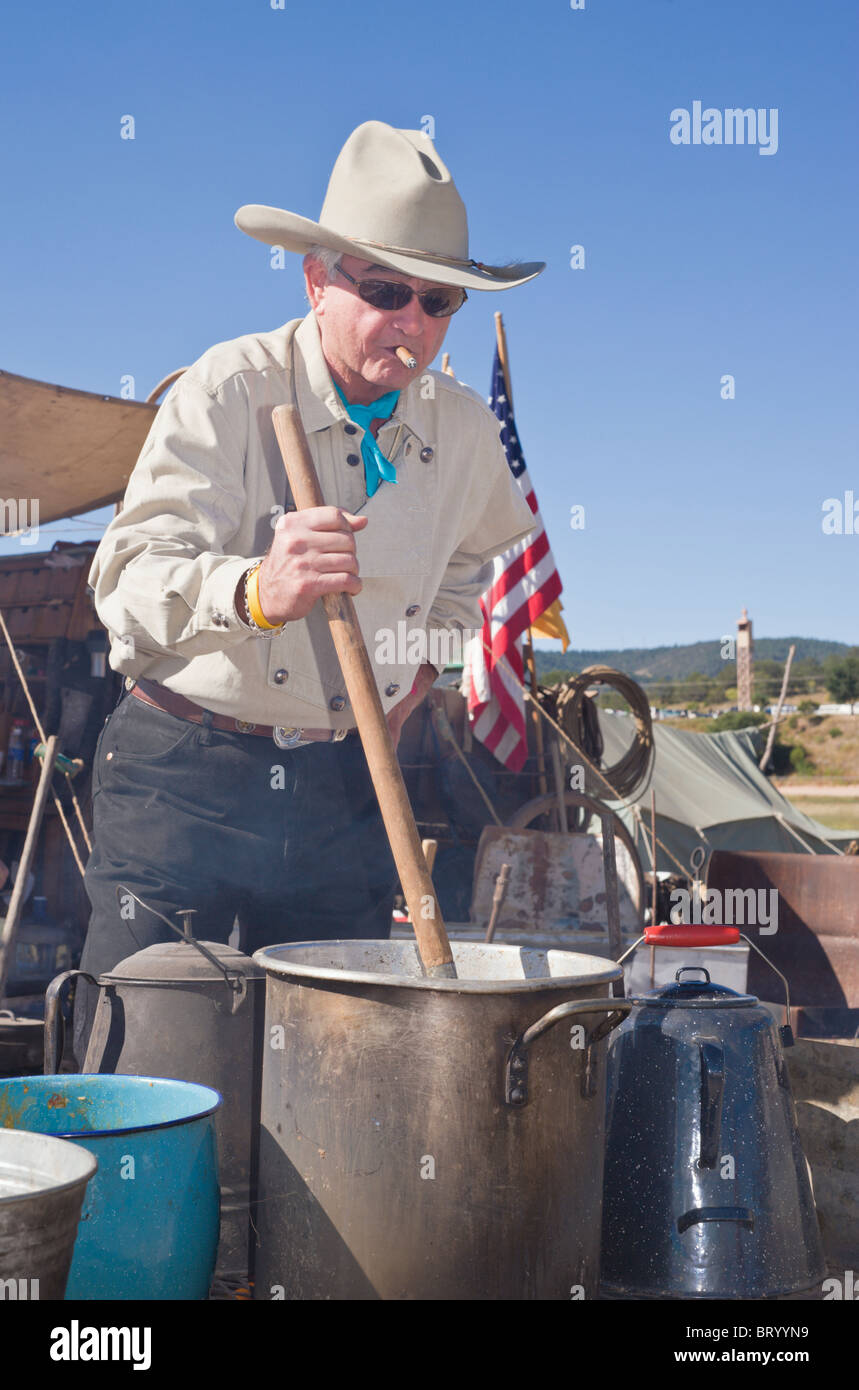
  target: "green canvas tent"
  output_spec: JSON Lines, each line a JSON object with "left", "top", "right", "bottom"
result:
{"left": 597, "top": 713, "right": 858, "bottom": 878}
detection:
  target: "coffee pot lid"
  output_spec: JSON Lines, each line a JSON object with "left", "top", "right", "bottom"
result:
{"left": 634, "top": 965, "right": 757, "bottom": 1009}
{"left": 100, "top": 939, "right": 265, "bottom": 984}
{"left": 101, "top": 895, "right": 265, "bottom": 984}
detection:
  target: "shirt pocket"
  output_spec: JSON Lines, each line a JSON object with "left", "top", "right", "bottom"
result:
{"left": 352, "top": 445, "right": 434, "bottom": 578}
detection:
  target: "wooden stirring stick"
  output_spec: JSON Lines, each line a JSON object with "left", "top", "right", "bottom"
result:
{"left": 271, "top": 404, "right": 456, "bottom": 979}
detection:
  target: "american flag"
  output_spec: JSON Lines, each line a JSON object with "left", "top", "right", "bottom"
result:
{"left": 464, "top": 345, "right": 564, "bottom": 770}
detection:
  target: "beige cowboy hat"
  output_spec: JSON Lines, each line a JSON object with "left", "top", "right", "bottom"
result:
{"left": 235, "top": 120, "right": 544, "bottom": 292}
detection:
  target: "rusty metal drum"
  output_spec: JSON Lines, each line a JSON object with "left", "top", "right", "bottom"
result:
{"left": 252, "top": 940, "right": 628, "bottom": 1300}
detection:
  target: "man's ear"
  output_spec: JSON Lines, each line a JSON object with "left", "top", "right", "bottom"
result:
{"left": 304, "top": 259, "right": 327, "bottom": 312}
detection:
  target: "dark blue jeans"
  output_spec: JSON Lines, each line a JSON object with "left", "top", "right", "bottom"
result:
{"left": 74, "top": 689, "right": 397, "bottom": 1061}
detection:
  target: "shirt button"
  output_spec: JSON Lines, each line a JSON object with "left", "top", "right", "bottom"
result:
{"left": 330, "top": 695, "right": 346, "bottom": 711}
{"left": 419, "top": 446, "right": 434, "bottom": 462}
{"left": 405, "top": 604, "right": 420, "bottom": 617}
{"left": 344, "top": 422, "right": 358, "bottom": 435}
{"left": 213, "top": 612, "right": 228, "bottom": 627}
{"left": 273, "top": 669, "right": 289, "bottom": 685}
{"left": 346, "top": 453, "right": 361, "bottom": 467}
{"left": 385, "top": 683, "right": 400, "bottom": 698}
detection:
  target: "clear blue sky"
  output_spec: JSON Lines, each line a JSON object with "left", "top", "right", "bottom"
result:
{"left": 1, "top": 0, "right": 856, "bottom": 651}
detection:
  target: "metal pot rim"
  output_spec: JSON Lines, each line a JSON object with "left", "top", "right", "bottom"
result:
{"left": 3, "top": 1076, "right": 223, "bottom": 1140}
{"left": 254, "top": 940, "right": 623, "bottom": 994}
{"left": 0, "top": 1128, "right": 98, "bottom": 1204}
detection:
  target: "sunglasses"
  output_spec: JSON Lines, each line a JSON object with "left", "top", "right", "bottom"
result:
{"left": 335, "top": 263, "right": 468, "bottom": 318}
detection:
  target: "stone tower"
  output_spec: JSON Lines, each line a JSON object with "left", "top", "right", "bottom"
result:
{"left": 736, "top": 607, "right": 753, "bottom": 711}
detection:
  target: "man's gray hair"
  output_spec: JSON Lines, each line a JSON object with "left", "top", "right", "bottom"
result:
{"left": 303, "top": 244, "right": 341, "bottom": 282}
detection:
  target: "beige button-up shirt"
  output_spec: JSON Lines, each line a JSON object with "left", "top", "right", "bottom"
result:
{"left": 89, "top": 311, "right": 535, "bottom": 729}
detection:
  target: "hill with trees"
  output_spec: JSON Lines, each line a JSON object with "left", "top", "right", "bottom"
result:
{"left": 535, "top": 638, "right": 852, "bottom": 708}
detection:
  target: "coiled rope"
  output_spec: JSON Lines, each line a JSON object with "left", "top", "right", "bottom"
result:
{"left": 548, "top": 665, "right": 654, "bottom": 802}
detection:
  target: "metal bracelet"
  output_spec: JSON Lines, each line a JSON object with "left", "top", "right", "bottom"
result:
{"left": 242, "top": 564, "right": 284, "bottom": 638}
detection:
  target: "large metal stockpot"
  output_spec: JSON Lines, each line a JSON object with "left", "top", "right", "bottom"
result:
{"left": 252, "top": 939, "right": 629, "bottom": 1301}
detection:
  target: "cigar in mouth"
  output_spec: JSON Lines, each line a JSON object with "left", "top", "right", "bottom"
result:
{"left": 395, "top": 346, "right": 418, "bottom": 369}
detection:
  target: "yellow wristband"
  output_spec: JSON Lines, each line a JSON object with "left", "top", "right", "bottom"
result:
{"left": 246, "top": 564, "right": 282, "bottom": 631}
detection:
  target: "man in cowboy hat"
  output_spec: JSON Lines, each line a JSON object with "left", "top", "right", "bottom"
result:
{"left": 75, "top": 120, "right": 542, "bottom": 1053}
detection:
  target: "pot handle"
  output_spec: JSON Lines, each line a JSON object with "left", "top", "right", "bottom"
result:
{"left": 44, "top": 970, "right": 97, "bottom": 1074}
{"left": 699, "top": 1040, "right": 725, "bottom": 1168}
{"left": 644, "top": 925, "right": 740, "bottom": 946}
{"left": 505, "top": 996, "right": 632, "bottom": 1107}
{"left": 636, "top": 925, "right": 794, "bottom": 1045}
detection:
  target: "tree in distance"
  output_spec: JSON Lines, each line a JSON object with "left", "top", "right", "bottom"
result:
{"left": 825, "top": 648, "right": 859, "bottom": 714}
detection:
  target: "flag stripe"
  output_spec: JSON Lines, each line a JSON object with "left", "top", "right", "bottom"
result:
{"left": 465, "top": 345, "right": 565, "bottom": 772}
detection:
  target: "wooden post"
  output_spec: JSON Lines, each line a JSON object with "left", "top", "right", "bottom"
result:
{"left": 524, "top": 630, "right": 548, "bottom": 796}
{"left": 0, "top": 736, "right": 59, "bottom": 1000}
{"left": 550, "top": 733, "right": 568, "bottom": 833}
{"left": 759, "top": 644, "right": 796, "bottom": 773}
{"left": 494, "top": 311, "right": 514, "bottom": 414}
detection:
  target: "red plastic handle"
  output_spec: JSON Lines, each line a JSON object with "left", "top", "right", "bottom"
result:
{"left": 644, "top": 924, "right": 741, "bottom": 947}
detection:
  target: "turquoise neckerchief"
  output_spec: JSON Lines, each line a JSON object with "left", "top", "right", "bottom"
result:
{"left": 334, "top": 383, "right": 400, "bottom": 498}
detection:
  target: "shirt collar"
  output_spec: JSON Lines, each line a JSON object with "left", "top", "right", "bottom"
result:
{"left": 293, "top": 311, "right": 346, "bottom": 433}
{"left": 293, "top": 311, "right": 425, "bottom": 447}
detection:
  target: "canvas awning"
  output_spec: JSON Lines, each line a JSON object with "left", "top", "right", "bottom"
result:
{"left": 0, "top": 369, "right": 160, "bottom": 525}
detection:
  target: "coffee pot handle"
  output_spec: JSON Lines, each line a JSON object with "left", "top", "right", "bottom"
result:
{"left": 44, "top": 970, "right": 97, "bottom": 1074}
{"left": 699, "top": 1041, "right": 725, "bottom": 1168}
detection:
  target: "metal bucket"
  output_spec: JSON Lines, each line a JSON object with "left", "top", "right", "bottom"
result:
{"left": 0, "top": 1129, "right": 97, "bottom": 1300}
{"left": 0, "top": 1074, "right": 220, "bottom": 1300}
{"left": 253, "top": 939, "right": 628, "bottom": 1300}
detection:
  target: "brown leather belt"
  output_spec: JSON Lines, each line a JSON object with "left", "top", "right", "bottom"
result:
{"left": 130, "top": 678, "right": 355, "bottom": 747}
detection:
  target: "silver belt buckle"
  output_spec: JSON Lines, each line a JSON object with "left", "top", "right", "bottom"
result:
{"left": 273, "top": 726, "right": 305, "bottom": 749}
{"left": 331, "top": 728, "right": 348, "bottom": 743}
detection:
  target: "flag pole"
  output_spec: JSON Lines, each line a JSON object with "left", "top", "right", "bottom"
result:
{"left": 494, "top": 312, "right": 548, "bottom": 797}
